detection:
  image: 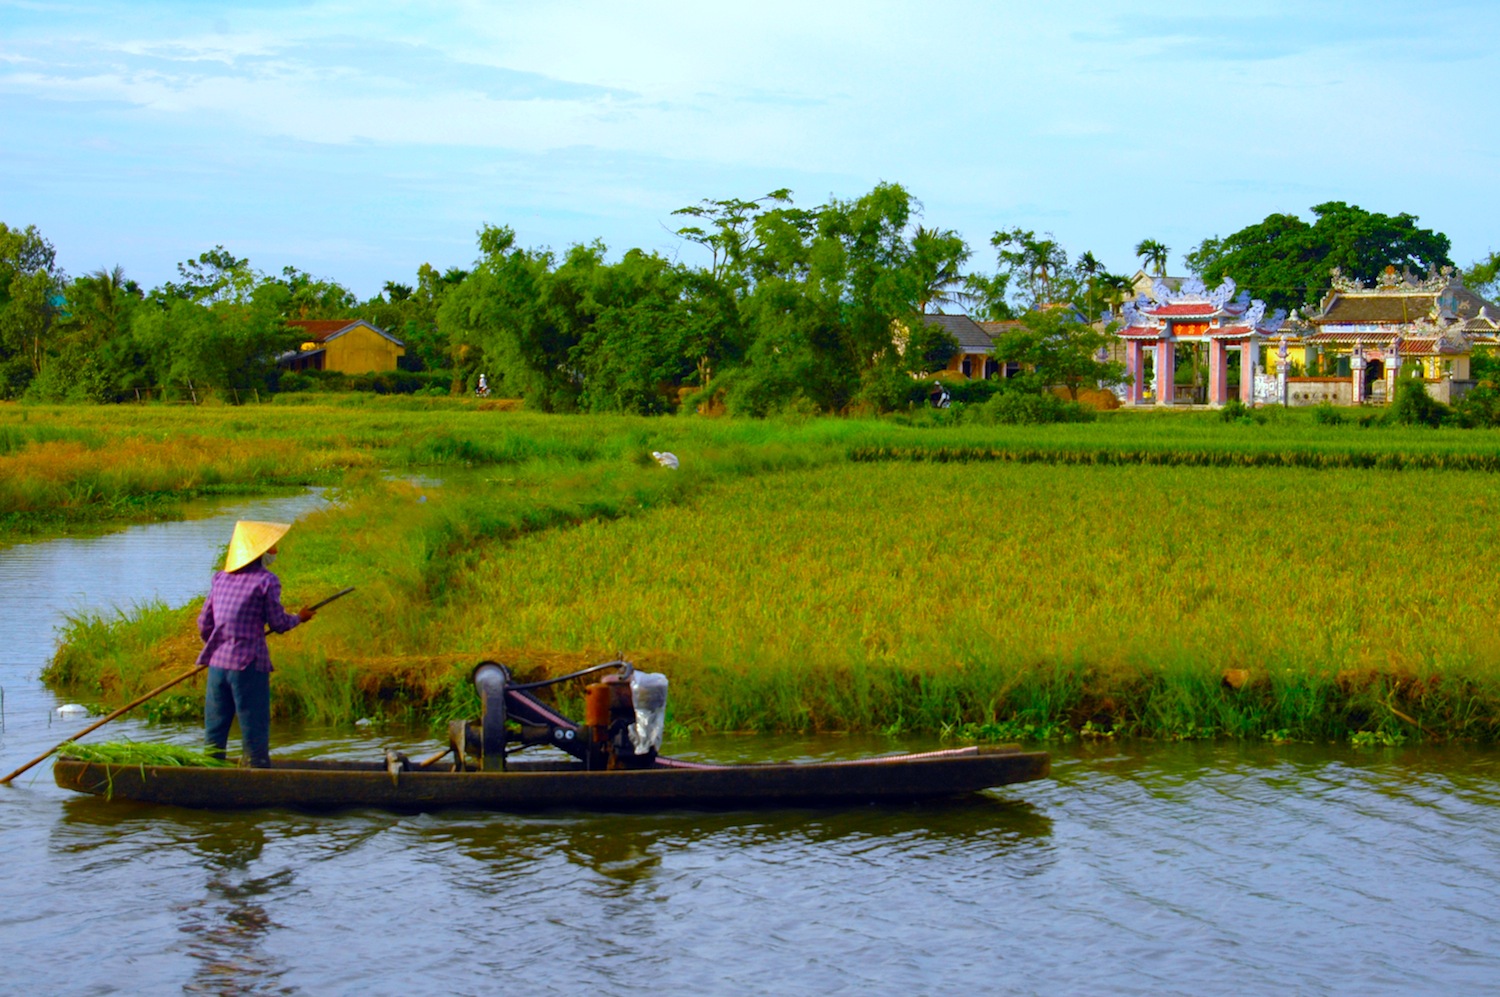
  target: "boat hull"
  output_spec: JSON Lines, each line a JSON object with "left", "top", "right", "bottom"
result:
{"left": 53, "top": 745, "right": 1049, "bottom": 812}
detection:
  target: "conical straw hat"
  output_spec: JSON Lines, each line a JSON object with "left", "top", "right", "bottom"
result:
{"left": 224, "top": 521, "right": 292, "bottom": 573}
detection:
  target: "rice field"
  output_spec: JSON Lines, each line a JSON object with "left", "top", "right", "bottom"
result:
{"left": 24, "top": 398, "right": 1500, "bottom": 742}
{"left": 402, "top": 461, "right": 1500, "bottom": 740}
{"left": 7, "top": 396, "right": 1500, "bottom": 541}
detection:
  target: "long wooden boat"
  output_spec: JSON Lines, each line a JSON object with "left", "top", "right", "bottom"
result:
{"left": 53, "top": 659, "right": 1050, "bottom": 811}
{"left": 53, "top": 745, "right": 1049, "bottom": 811}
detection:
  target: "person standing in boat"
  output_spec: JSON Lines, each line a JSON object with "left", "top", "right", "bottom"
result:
{"left": 198, "top": 520, "right": 315, "bottom": 768}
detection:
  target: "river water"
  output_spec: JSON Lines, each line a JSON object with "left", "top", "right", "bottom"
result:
{"left": 2, "top": 498, "right": 1499, "bottom": 995}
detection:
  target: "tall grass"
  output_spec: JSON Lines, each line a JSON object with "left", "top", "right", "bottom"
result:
{"left": 8, "top": 397, "right": 1500, "bottom": 542}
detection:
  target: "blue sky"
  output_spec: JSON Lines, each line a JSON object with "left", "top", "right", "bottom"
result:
{"left": 2, "top": 0, "right": 1495, "bottom": 298}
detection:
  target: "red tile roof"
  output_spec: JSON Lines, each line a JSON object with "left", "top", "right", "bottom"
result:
{"left": 1147, "top": 303, "right": 1219, "bottom": 317}
{"left": 1306, "top": 332, "right": 1453, "bottom": 355}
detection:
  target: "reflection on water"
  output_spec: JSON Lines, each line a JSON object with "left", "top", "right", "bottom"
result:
{"left": 14, "top": 740, "right": 1500, "bottom": 994}
{"left": 177, "top": 823, "right": 289, "bottom": 996}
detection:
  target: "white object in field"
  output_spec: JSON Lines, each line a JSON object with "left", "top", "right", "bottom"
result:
{"left": 628, "top": 671, "right": 669, "bottom": 753}
{"left": 651, "top": 451, "right": 679, "bottom": 469}
{"left": 355, "top": 718, "right": 373, "bottom": 727}
{"left": 56, "top": 704, "right": 89, "bottom": 717}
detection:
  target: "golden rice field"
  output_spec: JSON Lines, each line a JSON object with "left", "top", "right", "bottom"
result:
{"left": 391, "top": 461, "right": 1500, "bottom": 739}
{"left": 24, "top": 397, "right": 1500, "bottom": 741}
{"left": 432, "top": 461, "right": 1500, "bottom": 673}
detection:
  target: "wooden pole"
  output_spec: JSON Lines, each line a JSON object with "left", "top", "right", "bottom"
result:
{"left": 0, "top": 665, "right": 207, "bottom": 785}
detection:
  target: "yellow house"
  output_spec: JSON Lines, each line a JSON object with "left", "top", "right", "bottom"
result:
{"left": 282, "top": 319, "right": 405, "bottom": 374}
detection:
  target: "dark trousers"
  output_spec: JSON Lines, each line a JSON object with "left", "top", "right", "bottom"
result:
{"left": 205, "top": 667, "right": 272, "bottom": 767}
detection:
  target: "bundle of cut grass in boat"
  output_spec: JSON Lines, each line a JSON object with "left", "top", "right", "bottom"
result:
{"left": 57, "top": 741, "right": 231, "bottom": 767}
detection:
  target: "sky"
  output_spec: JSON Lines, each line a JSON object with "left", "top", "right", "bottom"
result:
{"left": 2, "top": 0, "right": 1496, "bottom": 299}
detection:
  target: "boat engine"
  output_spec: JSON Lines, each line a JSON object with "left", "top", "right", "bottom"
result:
{"left": 450, "top": 659, "right": 668, "bottom": 772}
{"left": 583, "top": 670, "right": 670, "bottom": 770}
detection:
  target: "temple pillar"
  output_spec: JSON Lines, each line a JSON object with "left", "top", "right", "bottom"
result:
{"left": 1156, "top": 337, "right": 1175, "bottom": 406}
{"left": 1275, "top": 342, "right": 1290, "bottom": 407}
{"left": 1208, "top": 339, "right": 1228, "bottom": 407}
{"left": 1351, "top": 349, "right": 1367, "bottom": 404}
{"left": 1126, "top": 340, "right": 1145, "bottom": 405}
{"left": 1239, "top": 338, "right": 1257, "bottom": 405}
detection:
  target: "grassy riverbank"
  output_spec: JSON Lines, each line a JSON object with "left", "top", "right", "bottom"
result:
{"left": 27, "top": 398, "right": 1500, "bottom": 743}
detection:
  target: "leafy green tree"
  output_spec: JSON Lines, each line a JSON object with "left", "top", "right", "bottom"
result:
{"left": 1465, "top": 251, "right": 1500, "bottom": 299}
{"left": 272, "top": 266, "right": 358, "bottom": 319}
{"left": 900, "top": 320, "right": 959, "bottom": 374}
{"left": 1074, "top": 250, "right": 1111, "bottom": 321}
{"left": 132, "top": 281, "right": 297, "bottom": 398}
{"left": 33, "top": 266, "right": 146, "bottom": 401}
{"left": 1185, "top": 203, "right": 1453, "bottom": 313}
{"left": 567, "top": 248, "right": 697, "bottom": 414}
{"left": 991, "top": 307, "right": 1122, "bottom": 400}
{"left": 439, "top": 225, "right": 579, "bottom": 409}
{"left": 991, "top": 228, "right": 1072, "bottom": 308}
{"left": 157, "top": 246, "right": 256, "bottom": 305}
{"left": 0, "top": 222, "right": 65, "bottom": 395}
{"left": 1096, "top": 271, "right": 1137, "bottom": 316}
{"left": 675, "top": 182, "right": 949, "bottom": 414}
{"left": 673, "top": 190, "right": 793, "bottom": 284}
{"left": 961, "top": 271, "right": 1014, "bottom": 321}
{"left": 1388, "top": 377, "right": 1450, "bottom": 427}
{"left": 362, "top": 264, "right": 464, "bottom": 374}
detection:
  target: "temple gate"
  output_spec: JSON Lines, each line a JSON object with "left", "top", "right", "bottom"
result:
{"left": 1115, "top": 278, "right": 1286, "bottom": 407}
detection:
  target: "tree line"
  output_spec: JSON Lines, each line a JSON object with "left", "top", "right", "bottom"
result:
{"left": 0, "top": 185, "right": 1483, "bottom": 412}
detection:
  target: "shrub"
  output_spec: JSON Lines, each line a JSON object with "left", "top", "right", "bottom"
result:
{"left": 968, "top": 389, "right": 1096, "bottom": 425}
{"left": 1388, "top": 378, "right": 1450, "bottom": 428}
{"left": 1312, "top": 402, "right": 1345, "bottom": 426}
{"left": 946, "top": 379, "right": 1003, "bottom": 405}
{"left": 278, "top": 371, "right": 316, "bottom": 393}
{"left": 273, "top": 368, "right": 451, "bottom": 396}
{"left": 1219, "top": 398, "right": 1249, "bottom": 422}
{"left": 1456, "top": 383, "right": 1500, "bottom": 428}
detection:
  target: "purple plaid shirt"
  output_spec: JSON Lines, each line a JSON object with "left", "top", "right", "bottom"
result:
{"left": 196, "top": 563, "right": 302, "bottom": 672}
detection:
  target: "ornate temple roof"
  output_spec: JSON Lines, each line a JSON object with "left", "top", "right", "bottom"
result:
{"left": 1116, "top": 276, "right": 1285, "bottom": 341}
{"left": 1294, "top": 266, "right": 1500, "bottom": 355}
{"left": 1312, "top": 266, "right": 1500, "bottom": 330}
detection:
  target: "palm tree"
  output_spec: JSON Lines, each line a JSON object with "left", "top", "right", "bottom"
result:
{"left": 910, "top": 225, "right": 972, "bottom": 314}
{"left": 1076, "top": 250, "right": 1104, "bottom": 321}
{"left": 1098, "top": 272, "right": 1136, "bottom": 319}
{"left": 1027, "top": 234, "right": 1068, "bottom": 304}
{"left": 1134, "top": 239, "right": 1170, "bottom": 277}
{"left": 67, "top": 265, "right": 131, "bottom": 348}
